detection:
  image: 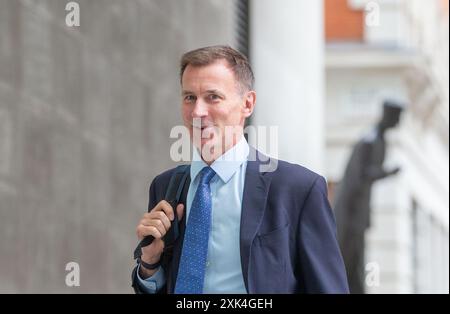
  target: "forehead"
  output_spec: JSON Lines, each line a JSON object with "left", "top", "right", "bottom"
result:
{"left": 181, "top": 60, "right": 237, "bottom": 91}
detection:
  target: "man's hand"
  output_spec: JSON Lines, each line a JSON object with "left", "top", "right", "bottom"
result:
{"left": 136, "top": 200, "right": 184, "bottom": 278}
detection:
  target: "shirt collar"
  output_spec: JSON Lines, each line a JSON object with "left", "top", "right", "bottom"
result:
{"left": 191, "top": 136, "right": 249, "bottom": 184}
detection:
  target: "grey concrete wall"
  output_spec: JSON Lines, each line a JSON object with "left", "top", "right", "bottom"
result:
{"left": 0, "top": 0, "right": 235, "bottom": 293}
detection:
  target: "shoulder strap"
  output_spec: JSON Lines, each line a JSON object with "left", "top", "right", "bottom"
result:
{"left": 162, "top": 165, "right": 190, "bottom": 245}
{"left": 133, "top": 165, "right": 191, "bottom": 260}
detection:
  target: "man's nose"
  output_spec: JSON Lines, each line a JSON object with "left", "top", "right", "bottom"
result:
{"left": 191, "top": 99, "right": 208, "bottom": 118}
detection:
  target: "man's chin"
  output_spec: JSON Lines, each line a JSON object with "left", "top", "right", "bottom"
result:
{"left": 192, "top": 138, "right": 222, "bottom": 160}
{"left": 197, "top": 138, "right": 216, "bottom": 151}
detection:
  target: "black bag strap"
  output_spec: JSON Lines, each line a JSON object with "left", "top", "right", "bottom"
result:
{"left": 133, "top": 165, "right": 191, "bottom": 260}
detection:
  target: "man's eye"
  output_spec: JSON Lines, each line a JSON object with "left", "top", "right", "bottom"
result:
{"left": 208, "top": 94, "right": 220, "bottom": 101}
{"left": 184, "top": 95, "right": 196, "bottom": 102}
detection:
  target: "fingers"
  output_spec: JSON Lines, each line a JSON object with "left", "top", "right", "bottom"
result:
{"left": 136, "top": 224, "right": 162, "bottom": 240}
{"left": 147, "top": 220, "right": 168, "bottom": 236}
{"left": 141, "top": 211, "right": 171, "bottom": 230}
{"left": 156, "top": 200, "right": 175, "bottom": 221}
{"left": 140, "top": 225, "right": 163, "bottom": 239}
{"left": 137, "top": 217, "right": 168, "bottom": 240}
{"left": 136, "top": 201, "right": 185, "bottom": 241}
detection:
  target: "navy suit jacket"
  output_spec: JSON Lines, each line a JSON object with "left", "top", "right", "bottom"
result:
{"left": 132, "top": 150, "right": 349, "bottom": 294}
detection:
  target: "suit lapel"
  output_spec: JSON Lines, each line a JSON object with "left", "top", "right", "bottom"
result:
{"left": 239, "top": 149, "right": 274, "bottom": 293}
{"left": 168, "top": 149, "right": 275, "bottom": 293}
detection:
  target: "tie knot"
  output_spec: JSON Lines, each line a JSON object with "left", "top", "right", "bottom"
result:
{"left": 199, "top": 167, "right": 216, "bottom": 185}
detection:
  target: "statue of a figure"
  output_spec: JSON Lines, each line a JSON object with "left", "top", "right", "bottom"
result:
{"left": 334, "top": 100, "right": 404, "bottom": 294}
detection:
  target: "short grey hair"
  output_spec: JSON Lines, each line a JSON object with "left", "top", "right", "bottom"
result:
{"left": 180, "top": 45, "right": 254, "bottom": 93}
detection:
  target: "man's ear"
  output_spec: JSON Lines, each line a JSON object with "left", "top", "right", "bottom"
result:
{"left": 243, "top": 91, "right": 256, "bottom": 118}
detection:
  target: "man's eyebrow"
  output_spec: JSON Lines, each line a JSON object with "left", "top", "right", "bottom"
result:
{"left": 205, "top": 89, "right": 225, "bottom": 96}
{"left": 182, "top": 90, "right": 195, "bottom": 96}
{"left": 182, "top": 89, "right": 225, "bottom": 97}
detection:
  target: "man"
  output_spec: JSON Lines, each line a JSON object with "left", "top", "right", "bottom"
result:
{"left": 132, "top": 45, "right": 349, "bottom": 294}
{"left": 334, "top": 101, "right": 403, "bottom": 294}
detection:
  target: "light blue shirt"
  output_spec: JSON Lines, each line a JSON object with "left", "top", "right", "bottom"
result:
{"left": 137, "top": 137, "right": 249, "bottom": 293}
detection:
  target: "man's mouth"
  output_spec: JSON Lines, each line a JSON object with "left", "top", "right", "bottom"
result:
{"left": 193, "top": 125, "right": 214, "bottom": 130}
{"left": 192, "top": 125, "right": 215, "bottom": 141}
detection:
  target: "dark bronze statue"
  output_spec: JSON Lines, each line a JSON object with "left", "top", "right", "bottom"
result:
{"left": 334, "top": 100, "right": 404, "bottom": 294}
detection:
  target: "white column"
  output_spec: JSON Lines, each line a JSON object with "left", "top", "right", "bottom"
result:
{"left": 249, "top": 0, "right": 325, "bottom": 173}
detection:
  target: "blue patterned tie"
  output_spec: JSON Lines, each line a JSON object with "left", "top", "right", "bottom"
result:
{"left": 175, "top": 166, "right": 216, "bottom": 294}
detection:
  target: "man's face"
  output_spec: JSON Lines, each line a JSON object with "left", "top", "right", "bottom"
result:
{"left": 181, "top": 60, "right": 255, "bottom": 160}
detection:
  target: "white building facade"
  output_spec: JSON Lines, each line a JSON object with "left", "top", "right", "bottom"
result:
{"left": 325, "top": 0, "right": 449, "bottom": 293}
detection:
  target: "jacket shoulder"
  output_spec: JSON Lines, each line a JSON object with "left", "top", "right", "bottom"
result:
{"left": 272, "top": 159, "right": 323, "bottom": 189}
